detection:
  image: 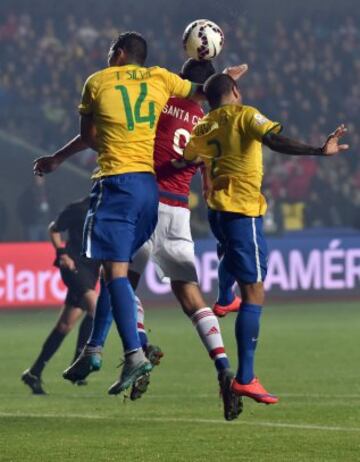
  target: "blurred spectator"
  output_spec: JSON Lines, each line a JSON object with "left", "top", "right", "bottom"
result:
{"left": 263, "top": 187, "right": 283, "bottom": 235}
{"left": 0, "top": 7, "right": 358, "bottom": 236}
{"left": 17, "top": 176, "right": 53, "bottom": 241}
{"left": 0, "top": 197, "right": 8, "bottom": 241}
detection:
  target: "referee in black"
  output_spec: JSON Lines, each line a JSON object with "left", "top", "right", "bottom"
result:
{"left": 22, "top": 197, "right": 100, "bottom": 394}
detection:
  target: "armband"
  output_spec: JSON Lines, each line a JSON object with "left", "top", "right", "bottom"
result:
{"left": 56, "top": 248, "right": 68, "bottom": 257}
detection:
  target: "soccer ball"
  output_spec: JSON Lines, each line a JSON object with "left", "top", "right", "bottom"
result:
{"left": 183, "top": 19, "right": 224, "bottom": 61}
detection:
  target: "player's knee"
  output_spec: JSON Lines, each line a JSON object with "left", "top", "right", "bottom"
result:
{"left": 56, "top": 321, "right": 73, "bottom": 334}
{"left": 240, "top": 282, "right": 265, "bottom": 306}
{"left": 102, "top": 261, "right": 129, "bottom": 281}
{"left": 82, "top": 290, "right": 97, "bottom": 316}
{"left": 171, "top": 280, "right": 205, "bottom": 316}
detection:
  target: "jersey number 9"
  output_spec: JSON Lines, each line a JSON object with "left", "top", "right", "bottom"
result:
{"left": 173, "top": 128, "right": 191, "bottom": 156}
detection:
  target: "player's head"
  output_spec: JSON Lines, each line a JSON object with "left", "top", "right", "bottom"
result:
{"left": 108, "top": 32, "right": 147, "bottom": 66}
{"left": 180, "top": 58, "right": 215, "bottom": 84}
{"left": 203, "top": 73, "right": 241, "bottom": 109}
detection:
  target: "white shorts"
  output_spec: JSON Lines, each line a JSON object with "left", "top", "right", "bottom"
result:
{"left": 130, "top": 202, "right": 198, "bottom": 283}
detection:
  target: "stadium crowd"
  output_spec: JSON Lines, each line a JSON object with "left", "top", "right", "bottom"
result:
{"left": 0, "top": 7, "right": 359, "bottom": 237}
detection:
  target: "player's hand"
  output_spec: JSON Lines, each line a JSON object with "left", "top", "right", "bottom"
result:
{"left": 171, "top": 158, "right": 202, "bottom": 169}
{"left": 322, "top": 124, "right": 349, "bottom": 156}
{"left": 171, "top": 159, "right": 188, "bottom": 169}
{"left": 59, "top": 254, "right": 77, "bottom": 272}
{"left": 33, "top": 155, "right": 61, "bottom": 176}
{"left": 223, "top": 64, "right": 248, "bottom": 81}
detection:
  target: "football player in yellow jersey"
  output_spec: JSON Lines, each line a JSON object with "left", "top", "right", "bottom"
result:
{"left": 34, "top": 32, "right": 199, "bottom": 396}
{"left": 184, "top": 73, "right": 349, "bottom": 405}
{"left": 34, "top": 32, "right": 247, "bottom": 397}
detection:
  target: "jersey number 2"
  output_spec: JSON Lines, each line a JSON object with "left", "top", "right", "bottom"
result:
{"left": 115, "top": 83, "right": 155, "bottom": 131}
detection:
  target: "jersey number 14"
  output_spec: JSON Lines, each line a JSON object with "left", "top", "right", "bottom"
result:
{"left": 115, "top": 83, "right": 155, "bottom": 131}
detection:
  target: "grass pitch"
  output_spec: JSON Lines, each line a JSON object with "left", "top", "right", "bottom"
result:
{"left": 0, "top": 301, "right": 360, "bottom": 462}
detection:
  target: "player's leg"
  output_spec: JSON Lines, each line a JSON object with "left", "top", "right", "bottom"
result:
{"left": 59, "top": 262, "right": 100, "bottom": 383}
{"left": 153, "top": 204, "right": 231, "bottom": 371}
{"left": 219, "top": 212, "right": 278, "bottom": 404}
{"left": 170, "top": 281, "right": 241, "bottom": 420}
{"left": 70, "top": 288, "right": 97, "bottom": 365}
{"left": 64, "top": 262, "right": 149, "bottom": 390}
{"left": 102, "top": 261, "right": 141, "bottom": 352}
{"left": 171, "top": 281, "right": 231, "bottom": 372}
{"left": 130, "top": 233, "right": 164, "bottom": 361}
{"left": 72, "top": 314, "right": 94, "bottom": 364}
{"left": 22, "top": 299, "right": 83, "bottom": 394}
{"left": 235, "top": 281, "right": 264, "bottom": 383}
{"left": 66, "top": 289, "right": 97, "bottom": 386}
{"left": 63, "top": 278, "right": 112, "bottom": 382}
{"left": 104, "top": 260, "right": 153, "bottom": 395}
{"left": 208, "top": 208, "right": 240, "bottom": 317}
{"left": 153, "top": 203, "right": 242, "bottom": 419}
{"left": 213, "top": 258, "right": 241, "bottom": 317}
{"left": 126, "top": 247, "right": 163, "bottom": 401}
{"left": 63, "top": 243, "right": 159, "bottom": 384}
{"left": 82, "top": 173, "right": 158, "bottom": 395}
{"left": 232, "top": 281, "right": 277, "bottom": 404}
{"left": 129, "top": 242, "right": 151, "bottom": 350}
{"left": 87, "top": 278, "right": 113, "bottom": 349}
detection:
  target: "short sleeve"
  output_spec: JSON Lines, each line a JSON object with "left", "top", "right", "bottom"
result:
{"left": 240, "top": 107, "right": 282, "bottom": 142}
{"left": 52, "top": 205, "right": 74, "bottom": 232}
{"left": 78, "top": 77, "right": 95, "bottom": 115}
{"left": 166, "top": 70, "right": 192, "bottom": 98}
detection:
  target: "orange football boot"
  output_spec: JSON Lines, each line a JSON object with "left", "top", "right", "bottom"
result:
{"left": 231, "top": 377, "right": 279, "bottom": 404}
{"left": 213, "top": 296, "right": 241, "bottom": 318}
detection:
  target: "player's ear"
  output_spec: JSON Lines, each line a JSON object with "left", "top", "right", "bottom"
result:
{"left": 232, "top": 85, "right": 241, "bottom": 102}
{"left": 108, "top": 47, "right": 125, "bottom": 66}
{"left": 116, "top": 47, "right": 127, "bottom": 65}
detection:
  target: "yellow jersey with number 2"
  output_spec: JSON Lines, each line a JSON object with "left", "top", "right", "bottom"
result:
{"left": 79, "top": 65, "right": 192, "bottom": 179}
{"left": 184, "top": 104, "right": 281, "bottom": 216}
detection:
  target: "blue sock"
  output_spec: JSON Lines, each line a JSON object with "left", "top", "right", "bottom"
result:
{"left": 107, "top": 277, "right": 141, "bottom": 353}
{"left": 217, "top": 258, "right": 236, "bottom": 305}
{"left": 139, "top": 332, "right": 148, "bottom": 350}
{"left": 88, "top": 279, "right": 113, "bottom": 348}
{"left": 215, "top": 357, "right": 230, "bottom": 372}
{"left": 235, "top": 303, "right": 262, "bottom": 384}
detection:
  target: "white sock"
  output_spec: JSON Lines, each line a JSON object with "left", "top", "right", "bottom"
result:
{"left": 191, "top": 308, "right": 229, "bottom": 370}
{"left": 136, "top": 296, "right": 145, "bottom": 334}
{"left": 135, "top": 296, "right": 148, "bottom": 348}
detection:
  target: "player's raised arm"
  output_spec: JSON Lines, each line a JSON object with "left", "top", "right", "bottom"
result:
{"left": 263, "top": 124, "right": 349, "bottom": 157}
{"left": 33, "top": 135, "right": 87, "bottom": 176}
{"left": 34, "top": 74, "right": 98, "bottom": 176}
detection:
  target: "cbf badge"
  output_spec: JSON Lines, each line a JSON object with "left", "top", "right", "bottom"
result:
{"left": 254, "top": 113, "right": 269, "bottom": 125}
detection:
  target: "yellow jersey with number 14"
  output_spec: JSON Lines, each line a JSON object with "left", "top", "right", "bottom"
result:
{"left": 183, "top": 104, "right": 281, "bottom": 216}
{"left": 79, "top": 65, "right": 192, "bottom": 179}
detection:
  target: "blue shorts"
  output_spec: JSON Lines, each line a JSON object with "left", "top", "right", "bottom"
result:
{"left": 83, "top": 173, "right": 159, "bottom": 262}
{"left": 208, "top": 209, "right": 268, "bottom": 284}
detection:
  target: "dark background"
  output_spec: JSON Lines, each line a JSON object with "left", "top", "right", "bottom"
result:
{"left": 0, "top": 0, "right": 359, "bottom": 240}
